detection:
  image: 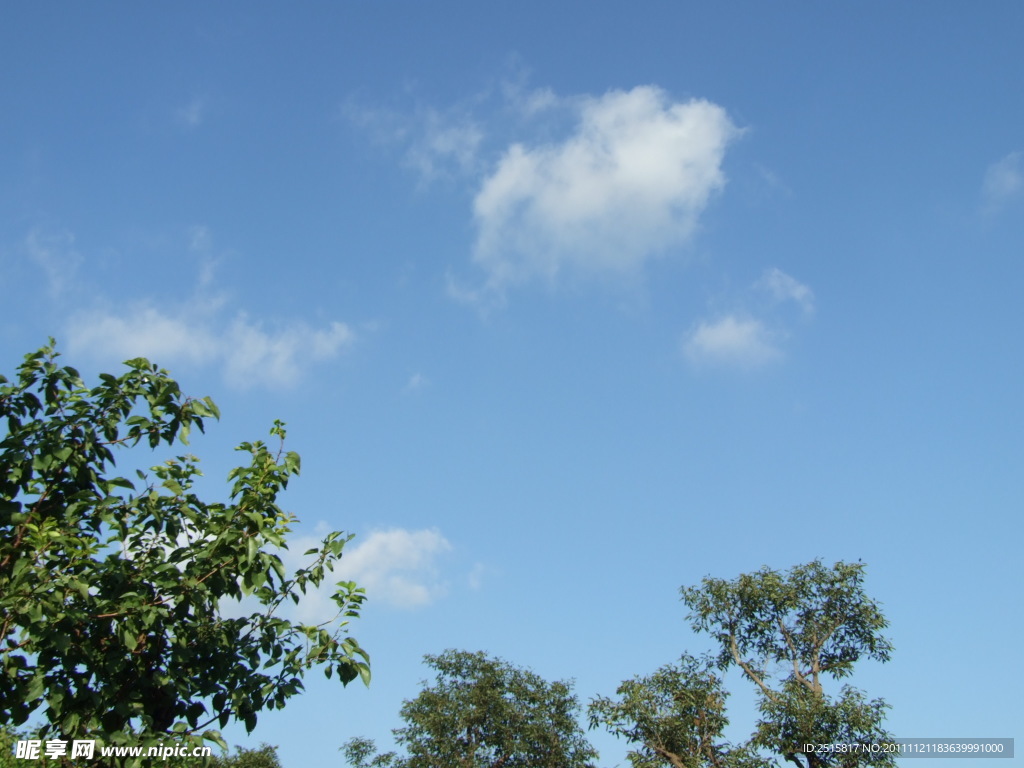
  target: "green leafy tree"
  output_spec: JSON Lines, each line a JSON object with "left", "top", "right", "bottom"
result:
{"left": 589, "top": 654, "right": 767, "bottom": 768}
{"left": 0, "top": 341, "right": 369, "bottom": 764}
{"left": 210, "top": 743, "right": 283, "bottom": 768}
{"left": 0, "top": 727, "right": 21, "bottom": 768}
{"left": 342, "top": 649, "right": 598, "bottom": 768}
{"left": 680, "top": 560, "right": 894, "bottom": 768}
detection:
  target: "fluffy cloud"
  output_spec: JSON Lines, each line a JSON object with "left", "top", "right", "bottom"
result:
{"left": 266, "top": 526, "right": 454, "bottom": 622}
{"left": 68, "top": 305, "right": 354, "bottom": 390}
{"left": 329, "top": 528, "right": 452, "bottom": 609}
{"left": 462, "top": 86, "right": 739, "bottom": 302}
{"left": 219, "top": 527, "right": 452, "bottom": 624}
{"left": 683, "top": 315, "right": 781, "bottom": 368}
{"left": 982, "top": 151, "right": 1022, "bottom": 215}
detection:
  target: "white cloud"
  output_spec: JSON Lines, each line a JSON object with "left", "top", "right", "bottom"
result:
{"left": 330, "top": 528, "right": 453, "bottom": 610}
{"left": 67, "top": 304, "right": 354, "bottom": 390}
{"left": 758, "top": 267, "right": 815, "bottom": 314}
{"left": 684, "top": 268, "right": 813, "bottom": 370}
{"left": 345, "top": 82, "right": 738, "bottom": 305}
{"left": 69, "top": 306, "right": 217, "bottom": 365}
{"left": 683, "top": 315, "right": 781, "bottom": 369}
{"left": 982, "top": 151, "right": 1022, "bottom": 214}
{"left": 25, "top": 228, "right": 82, "bottom": 297}
{"left": 222, "top": 315, "right": 354, "bottom": 389}
{"left": 216, "top": 527, "right": 451, "bottom": 624}
{"left": 50, "top": 224, "right": 354, "bottom": 389}
{"left": 462, "top": 86, "right": 739, "bottom": 302}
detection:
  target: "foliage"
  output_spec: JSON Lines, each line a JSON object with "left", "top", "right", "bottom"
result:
{"left": 342, "top": 649, "right": 598, "bottom": 768}
{"left": 0, "top": 341, "right": 369, "bottom": 765}
{"left": 0, "top": 727, "right": 21, "bottom": 768}
{"left": 754, "top": 680, "right": 892, "bottom": 768}
{"left": 210, "top": 743, "right": 284, "bottom": 768}
{"left": 588, "top": 654, "right": 768, "bottom": 768}
{"left": 680, "top": 560, "right": 894, "bottom": 768}
{"left": 343, "top": 737, "right": 400, "bottom": 768}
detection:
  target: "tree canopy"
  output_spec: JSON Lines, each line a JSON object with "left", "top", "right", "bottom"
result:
{"left": 343, "top": 649, "right": 598, "bottom": 768}
{"left": 0, "top": 341, "right": 369, "bottom": 763}
{"left": 589, "top": 653, "right": 767, "bottom": 768}
{"left": 591, "top": 561, "right": 894, "bottom": 768}
{"left": 681, "top": 560, "right": 894, "bottom": 768}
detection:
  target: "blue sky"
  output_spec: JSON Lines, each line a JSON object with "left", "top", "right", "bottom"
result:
{"left": 2, "top": 3, "right": 1022, "bottom": 766}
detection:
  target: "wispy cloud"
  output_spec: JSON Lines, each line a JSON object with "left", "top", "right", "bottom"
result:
{"left": 175, "top": 97, "right": 206, "bottom": 129}
{"left": 68, "top": 305, "right": 354, "bottom": 390}
{"left": 56, "top": 225, "right": 354, "bottom": 390}
{"left": 499, "top": 76, "right": 558, "bottom": 118}
{"left": 456, "top": 86, "right": 739, "bottom": 305}
{"left": 406, "top": 110, "right": 483, "bottom": 180}
{"left": 981, "top": 151, "right": 1022, "bottom": 215}
{"left": 403, "top": 372, "right": 428, "bottom": 393}
{"left": 186, "top": 224, "right": 220, "bottom": 287}
{"left": 683, "top": 268, "right": 813, "bottom": 369}
{"left": 24, "top": 228, "right": 82, "bottom": 297}
{"left": 758, "top": 267, "right": 815, "bottom": 314}
{"left": 187, "top": 224, "right": 212, "bottom": 251}
{"left": 342, "top": 100, "right": 484, "bottom": 183}
{"left": 752, "top": 163, "right": 792, "bottom": 198}
{"left": 467, "top": 562, "right": 486, "bottom": 591}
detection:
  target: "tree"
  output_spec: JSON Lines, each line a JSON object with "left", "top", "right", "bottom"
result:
{"left": 588, "top": 654, "right": 767, "bottom": 768}
{"left": 209, "top": 743, "right": 284, "bottom": 768}
{"left": 0, "top": 341, "right": 370, "bottom": 764}
{"left": 0, "top": 727, "right": 21, "bottom": 768}
{"left": 680, "top": 560, "right": 894, "bottom": 768}
{"left": 342, "top": 650, "right": 598, "bottom": 768}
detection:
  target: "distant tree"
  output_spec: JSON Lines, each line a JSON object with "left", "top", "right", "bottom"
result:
{"left": 588, "top": 654, "right": 768, "bottom": 768}
{"left": 210, "top": 743, "right": 283, "bottom": 768}
{"left": 0, "top": 341, "right": 369, "bottom": 765}
{"left": 681, "top": 560, "right": 894, "bottom": 768}
{"left": 0, "top": 727, "right": 20, "bottom": 768}
{"left": 342, "top": 649, "right": 598, "bottom": 768}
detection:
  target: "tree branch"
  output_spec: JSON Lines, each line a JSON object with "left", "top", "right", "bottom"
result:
{"left": 730, "top": 634, "right": 779, "bottom": 703}
{"left": 778, "top": 617, "right": 811, "bottom": 692}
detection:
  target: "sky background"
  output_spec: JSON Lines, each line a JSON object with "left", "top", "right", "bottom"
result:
{"left": 2, "top": 3, "right": 1022, "bottom": 766}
